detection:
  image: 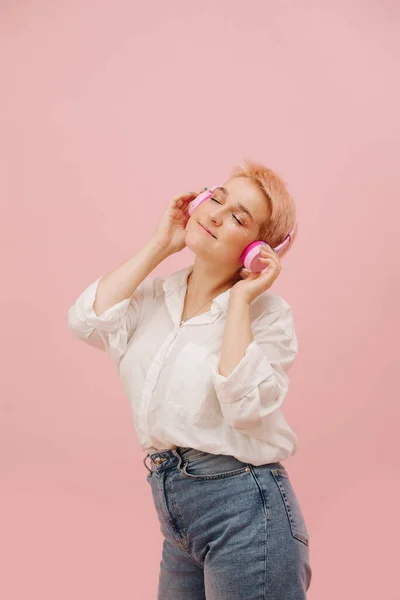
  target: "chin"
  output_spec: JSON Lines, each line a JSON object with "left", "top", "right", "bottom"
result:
{"left": 184, "top": 238, "right": 206, "bottom": 255}
{"left": 185, "top": 226, "right": 214, "bottom": 252}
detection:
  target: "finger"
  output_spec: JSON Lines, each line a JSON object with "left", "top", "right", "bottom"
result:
{"left": 260, "top": 257, "right": 281, "bottom": 272}
{"left": 172, "top": 191, "right": 198, "bottom": 202}
{"left": 260, "top": 248, "right": 280, "bottom": 267}
{"left": 171, "top": 194, "right": 196, "bottom": 211}
{"left": 240, "top": 269, "right": 251, "bottom": 278}
{"left": 260, "top": 246, "right": 277, "bottom": 257}
{"left": 259, "top": 256, "right": 275, "bottom": 265}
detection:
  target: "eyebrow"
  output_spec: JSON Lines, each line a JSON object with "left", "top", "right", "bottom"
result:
{"left": 215, "top": 186, "right": 255, "bottom": 222}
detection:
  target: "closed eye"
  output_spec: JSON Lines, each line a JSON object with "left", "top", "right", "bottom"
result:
{"left": 211, "top": 197, "right": 244, "bottom": 226}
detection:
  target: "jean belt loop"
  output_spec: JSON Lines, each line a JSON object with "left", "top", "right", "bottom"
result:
{"left": 171, "top": 445, "right": 183, "bottom": 472}
{"left": 143, "top": 453, "right": 153, "bottom": 476}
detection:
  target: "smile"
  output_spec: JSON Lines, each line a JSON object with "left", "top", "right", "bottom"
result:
{"left": 199, "top": 222, "right": 216, "bottom": 238}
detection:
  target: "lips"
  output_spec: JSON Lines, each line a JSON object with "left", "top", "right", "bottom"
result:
{"left": 199, "top": 222, "right": 216, "bottom": 238}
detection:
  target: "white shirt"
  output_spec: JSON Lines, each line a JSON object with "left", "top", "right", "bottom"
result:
{"left": 67, "top": 264, "right": 299, "bottom": 466}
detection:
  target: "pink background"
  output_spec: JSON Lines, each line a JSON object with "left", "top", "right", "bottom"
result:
{"left": 1, "top": 1, "right": 399, "bottom": 598}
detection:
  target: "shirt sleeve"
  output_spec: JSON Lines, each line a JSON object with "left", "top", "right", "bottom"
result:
{"left": 67, "top": 275, "right": 151, "bottom": 365}
{"left": 206, "top": 298, "right": 298, "bottom": 432}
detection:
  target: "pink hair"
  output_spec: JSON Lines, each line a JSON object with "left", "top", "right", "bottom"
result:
{"left": 229, "top": 158, "right": 297, "bottom": 256}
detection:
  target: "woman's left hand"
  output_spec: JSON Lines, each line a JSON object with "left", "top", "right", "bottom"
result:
{"left": 230, "top": 245, "right": 282, "bottom": 304}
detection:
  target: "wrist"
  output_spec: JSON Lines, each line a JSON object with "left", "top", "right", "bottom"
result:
{"left": 228, "top": 291, "right": 251, "bottom": 307}
{"left": 148, "top": 238, "right": 174, "bottom": 259}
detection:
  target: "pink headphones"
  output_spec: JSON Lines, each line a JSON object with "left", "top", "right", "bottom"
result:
{"left": 188, "top": 185, "right": 296, "bottom": 273}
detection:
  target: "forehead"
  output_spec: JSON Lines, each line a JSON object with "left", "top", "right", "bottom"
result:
{"left": 218, "top": 177, "right": 270, "bottom": 223}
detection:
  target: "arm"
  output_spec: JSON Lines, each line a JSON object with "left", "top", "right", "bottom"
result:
{"left": 93, "top": 239, "right": 171, "bottom": 315}
{"left": 67, "top": 239, "right": 171, "bottom": 364}
{"left": 207, "top": 296, "right": 298, "bottom": 431}
{"left": 218, "top": 295, "right": 253, "bottom": 377}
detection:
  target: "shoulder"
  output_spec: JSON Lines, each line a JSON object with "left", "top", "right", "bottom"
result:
{"left": 152, "top": 265, "right": 190, "bottom": 298}
{"left": 134, "top": 265, "right": 189, "bottom": 304}
{"left": 251, "top": 290, "right": 294, "bottom": 324}
{"left": 140, "top": 272, "right": 177, "bottom": 301}
{"left": 251, "top": 291, "right": 298, "bottom": 356}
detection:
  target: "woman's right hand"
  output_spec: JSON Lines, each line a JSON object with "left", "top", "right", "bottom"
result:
{"left": 152, "top": 188, "right": 207, "bottom": 255}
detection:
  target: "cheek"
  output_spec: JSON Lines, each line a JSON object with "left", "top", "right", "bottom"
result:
{"left": 226, "top": 219, "right": 250, "bottom": 236}
{"left": 224, "top": 227, "right": 245, "bottom": 249}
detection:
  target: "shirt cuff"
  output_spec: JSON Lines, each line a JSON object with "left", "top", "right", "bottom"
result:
{"left": 73, "top": 277, "right": 132, "bottom": 333}
{"left": 206, "top": 340, "right": 275, "bottom": 404}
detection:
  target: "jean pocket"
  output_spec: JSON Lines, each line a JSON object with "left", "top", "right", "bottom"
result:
{"left": 271, "top": 468, "right": 309, "bottom": 546}
{"left": 181, "top": 453, "right": 250, "bottom": 481}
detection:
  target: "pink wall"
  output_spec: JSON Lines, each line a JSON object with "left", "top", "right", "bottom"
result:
{"left": 1, "top": 1, "right": 399, "bottom": 598}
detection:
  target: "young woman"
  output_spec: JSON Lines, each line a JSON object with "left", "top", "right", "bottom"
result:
{"left": 68, "top": 159, "right": 312, "bottom": 599}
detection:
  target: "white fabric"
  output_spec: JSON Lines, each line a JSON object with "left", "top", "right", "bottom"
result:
{"left": 67, "top": 264, "right": 299, "bottom": 466}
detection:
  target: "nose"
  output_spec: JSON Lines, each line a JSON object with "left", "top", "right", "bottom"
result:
{"left": 208, "top": 209, "right": 222, "bottom": 225}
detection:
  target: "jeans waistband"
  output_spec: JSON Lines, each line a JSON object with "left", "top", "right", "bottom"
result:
{"left": 143, "top": 446, "right": 234, "bottom": 475}
{"left": 142, "top": 446, "right": 284, "bottom": 478}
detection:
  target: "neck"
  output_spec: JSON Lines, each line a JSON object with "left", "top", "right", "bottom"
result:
{"left": 186, "top": 261, "right": 241, "bottom": 304}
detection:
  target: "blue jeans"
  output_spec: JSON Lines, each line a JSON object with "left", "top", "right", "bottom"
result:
{"left": 143, "top": 446, "right": 312, "bottom": 599}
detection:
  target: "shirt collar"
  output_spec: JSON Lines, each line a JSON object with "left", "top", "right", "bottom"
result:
{"left": 162, "top": 264, "right": 232, "bottom": 320}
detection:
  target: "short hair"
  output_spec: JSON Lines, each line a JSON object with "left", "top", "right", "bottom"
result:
{"left": 229, "top": 159, "right": 297, "bottom": 255}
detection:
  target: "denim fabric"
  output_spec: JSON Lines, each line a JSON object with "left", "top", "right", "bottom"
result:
{"left": 143, "top": 446, "right": 312, "bottom": 599}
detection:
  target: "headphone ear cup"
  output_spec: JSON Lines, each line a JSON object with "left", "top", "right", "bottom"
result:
{"left": 241, "top": 241, "right": 271, "bottom": 273}
{"left": 188, "top": 189, "right": 213, "bottom": 216}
